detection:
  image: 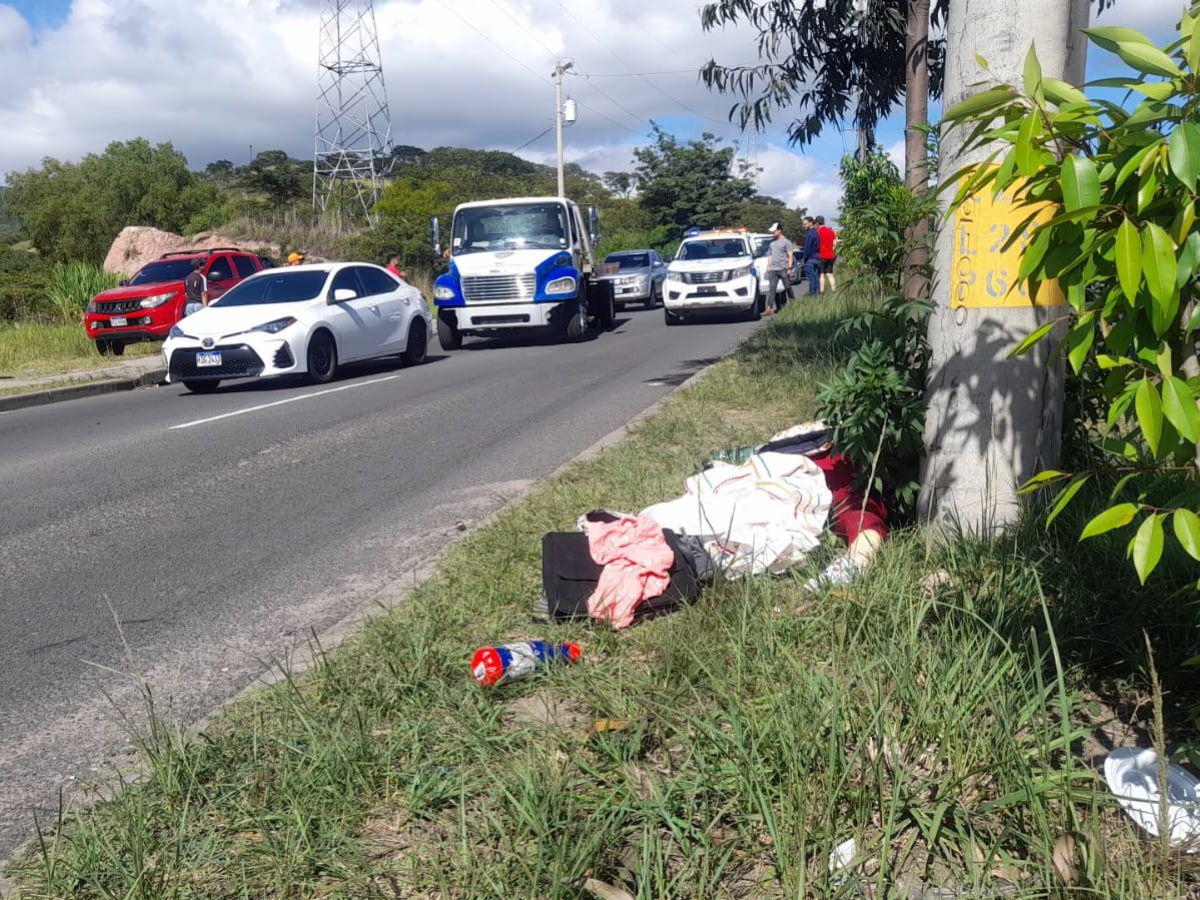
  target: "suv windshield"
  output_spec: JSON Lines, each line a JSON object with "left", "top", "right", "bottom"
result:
{"left": 609, "top": 253, "right": 649, "bottom": 269}
{"left": 212, "top": 271, "right": 329, "bottom": 307}
{"left": 677, "top": 239, "right": 750, "bottom": 261}
{"left": 129, "top": 259, "right": 198, "bottom": 285}
{"left": 452, "top": 203, "right": 568, "bottom": 254}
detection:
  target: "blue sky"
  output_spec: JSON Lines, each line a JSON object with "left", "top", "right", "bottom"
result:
{"left": 7, "top": 0, "right": 67, "bottom": 29}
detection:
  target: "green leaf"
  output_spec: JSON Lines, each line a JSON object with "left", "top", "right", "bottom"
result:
{"left": 1080, "top": 502, "right": 1139, "bottom": 539}
{"left": 1084, "top": 26, "right": 1156, "bottom": 52}
{"left": 1023, "top": 42, "right": 1043, "bottom": 98}
{"left": 1131, "top": 82, "right": 1177, "bottom": 101}
{"left": 1042, "top": 77, "right": 1088, "bottom": 107}
{"left": 1142, "top": 222, "right": 1178, "bottom": 333}
{"left": 1066, "top": 314, "right": 1095, "bottom": 375}
{"left": 1046, "top": 475, "right": 1090, "bottom": 527}
{"left": 1180, "top": 231, "right": 1200, "bottom": 288}
{"left": 1014, "top": 114, "right": 1043, "bottom": 176}
{"left": 1132, "top": 514, "right": 1165, "bottom": 583}
{"left": 1136, "top": 376, "right": 1164, "bottom": 456}
{"left": 1168, "top": 123, "right": 1200, "bottom": 191}
{"left": 1189, "top": 22, "right": 1200, "bottom": 70}
{"left": 943, "top": 86, "right": 1017, "bottom": 122}
{"left": 1137, "top": 170, "right": 1159, "bottom": 214}
{"left": 1061, "top": 155, "right": 1100, "bottom": 212}
{"left": 1162, "top": 375, "right": 1200, "bottom": 442}
{"left": 1115, "top": 218, "right": 1142, "bottom": 302}
{"left": 1109, "top": 472, "right": 1138, "bottom": 501}
{"left": 1009, "top": 321, "right": 1056, "bottom": 357}
{"left": 1019, "top": 469, "right": 1068, "bottom": 494}
{"left": 1173, "top": 508, "right": 1200, "bottom": 561}
{"left": 1117, "top": 42, "right": 1185, "bottom": 78}
{"left": 1116, "top": 145, "right": 1155, "bottom": 191}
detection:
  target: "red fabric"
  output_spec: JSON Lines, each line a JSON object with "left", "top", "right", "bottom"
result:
{"left": 810, "top": 452, "right": 888, "bottom": 545}
{"left": 818, "top": 226, "right": 837, "bottom": 260}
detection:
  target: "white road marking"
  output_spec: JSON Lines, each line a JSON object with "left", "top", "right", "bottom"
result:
{"left": 168, "top": 374, "right": 404, "bottom": 431}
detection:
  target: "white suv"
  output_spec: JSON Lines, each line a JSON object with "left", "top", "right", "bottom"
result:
{"left": 663, "top": 232, "right": 760, "bottom": 325}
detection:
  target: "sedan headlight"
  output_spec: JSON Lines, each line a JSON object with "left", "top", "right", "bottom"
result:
{"left": 139, "top": 291, "right": 175, "bottom": 309}
{"left": 433, "top": 285, "right": 456, "bottom": 301}
{"left": 545, "top": 276, "right": 577, "bottom": 296}
{"left": 252, "top": 316, "right": 297, "bottom": 334}
{"left": 168, "top": 325, "right": 190, "bottom": 338}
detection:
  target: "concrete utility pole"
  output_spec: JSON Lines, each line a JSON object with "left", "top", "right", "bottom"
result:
{"left": 918, "top": 0, "right": 1090, "bottom": 535}
{"left": 554, "top": 59, "right": 574, "bottom": 198}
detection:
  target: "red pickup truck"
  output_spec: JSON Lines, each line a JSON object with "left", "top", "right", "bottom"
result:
{"left": 84, "top": 248, "right": 270, "bottom": 355}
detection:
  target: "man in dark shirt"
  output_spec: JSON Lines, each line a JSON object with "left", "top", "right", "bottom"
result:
{"left": 800, "top": 217, "right": 821, "bottom": 296}
{"left": 183, "top": 259, "right": 208, "bottom": 317}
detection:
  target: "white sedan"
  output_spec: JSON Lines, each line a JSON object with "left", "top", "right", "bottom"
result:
{"left": 163, "top": 263, "right": 432, "bottom": 393}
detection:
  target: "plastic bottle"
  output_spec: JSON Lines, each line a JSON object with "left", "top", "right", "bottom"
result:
{"left": 471, "top": 641, "right": 582, "bottom": 686}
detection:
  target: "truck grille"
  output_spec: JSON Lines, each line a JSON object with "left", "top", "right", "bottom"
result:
{"left": 96, "top": 298, "right": 144, "bottom": 313}
{"left": 681, "top": 270, "right": 737, "bottom": 285}
{"left": 462, "top": 274, "right": 537, "bottom": 304}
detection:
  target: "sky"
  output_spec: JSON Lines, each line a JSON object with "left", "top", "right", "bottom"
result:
{"left": 0, "top": 0, "right": 1187, "bottom": 218}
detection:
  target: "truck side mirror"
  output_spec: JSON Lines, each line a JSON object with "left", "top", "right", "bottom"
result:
{"left": 430, "top": 216, "right": 442, "bottom": 259}
{"left": 586, "top": 205, "right": 601, "bottom": 244}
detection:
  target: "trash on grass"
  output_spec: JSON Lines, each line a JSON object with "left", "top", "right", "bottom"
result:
{"left": 471, "top": 641, "right": 581, "bottom": 687}
{"left": 829, "top": 836, "right": 857, "bottom": 872}
{"left": 584, "top": 718, "right": 632, "bottom": 738}
{"left": 1103, "top": 747, "right": 1200, "bottom": 850}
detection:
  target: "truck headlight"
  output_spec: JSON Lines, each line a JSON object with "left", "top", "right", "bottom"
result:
{"left": 545, "top": 276, "right": 577, "bottom": 296}
{"left": 139, "top": 292, "right": 174, "bottom": 309}
{"left": 433, "top": 285, "right": 456, "bottom": 301}
{"left": 730, "top": 265, "right": 753, "bottom": 279}
{"left": 86, "top": 299, "right": 97, "bottom": 313}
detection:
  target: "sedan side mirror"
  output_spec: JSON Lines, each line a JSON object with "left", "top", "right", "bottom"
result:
{"left": 330, "top": 288, "right": 358, "bottom": 303}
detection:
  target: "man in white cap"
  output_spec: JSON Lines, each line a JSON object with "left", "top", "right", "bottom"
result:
{"left": 763, "top": 222, "right": 794, "bottom": 316}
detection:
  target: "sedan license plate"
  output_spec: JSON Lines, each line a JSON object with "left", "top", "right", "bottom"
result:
{"left": 110, "top": 315, "right": 127, "bottom": 327}
{"left": 196, "top": 351, "right": 222, "bottom": 368}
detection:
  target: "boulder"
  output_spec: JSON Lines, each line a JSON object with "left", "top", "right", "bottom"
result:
{"left": 102, "top": 226, "right": 287, "bottom": 278}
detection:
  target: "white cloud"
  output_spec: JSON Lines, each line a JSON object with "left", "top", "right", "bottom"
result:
{"left": 753, "top": 144, "right": 842, "bottom": 219}
{"left": 884, "top": 138, "right": 905, "bottom": 172}
{"left": 0, "top": 0, "right": 760, "bottom": 180}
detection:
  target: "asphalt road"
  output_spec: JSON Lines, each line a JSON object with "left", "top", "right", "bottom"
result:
{"left": 0, "top": 305, "right": 760, "bottom": 859}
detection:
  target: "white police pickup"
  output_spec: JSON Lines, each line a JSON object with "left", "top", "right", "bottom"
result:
{"left": 662, "top": 231, "right": 761, "bottom": 325}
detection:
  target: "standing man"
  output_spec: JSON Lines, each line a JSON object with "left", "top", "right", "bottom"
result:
{"left": 287, "top": 251, "right": 307, "bottom": 266}
{"left": 816, "top": 215, "right": 838, "bottom": 294}
{"left": 763, "top": 222, "right": 794, "bottom": 316}
{"left": 183, "top": 258, "right": 207, "bottom": 317}
{"left": 801, "top": 216, "right": 821, "bottom": 296}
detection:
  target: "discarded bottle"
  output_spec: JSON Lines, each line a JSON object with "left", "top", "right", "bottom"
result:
{"left": 471, "top": 641, "right": 582, "bottom": 686}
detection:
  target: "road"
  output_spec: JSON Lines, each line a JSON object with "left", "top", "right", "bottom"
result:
{"left": 0, "top": 306, "right": 760, "bottom": 859}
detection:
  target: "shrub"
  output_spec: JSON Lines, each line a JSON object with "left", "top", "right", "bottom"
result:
{"left": 47, "top": 261, "right": 118, "bottom": 323}
{"left": 0, "top": 246, "right": 53, "bottom": 322}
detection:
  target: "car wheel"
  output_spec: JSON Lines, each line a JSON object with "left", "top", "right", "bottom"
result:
{"left": 95, "top": 339, "right": 110, "bottom": 356}
{"left": 400, "top": 319, "right": 428, "bottom": 366}
{"left": 183, "top": 379, "right": 220, "bottom": 394}
{"left": 306, "top": 330, "right": 338, "bottom": 384}
{"left": 614, "top": 300, "right": 626, "bottom": 312}
{"left": 110, "top": 341, "right": 125, "bottom": 357}
{"left": 664, "top": 308, "right": 681, "bottom": 326}
{"left": 649, "top": 282, "right": 662, "bottom": 308}
{"left": 437, "top": 314, "right": 462, "bottom": 351}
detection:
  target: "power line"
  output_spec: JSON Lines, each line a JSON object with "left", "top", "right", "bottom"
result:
{"left": 483, "top": 0, "right": 558, "bottom": 58}
{"left": 569, "top": 72, "right": 652, "bottom": 132}
{"left": 433, "top": 0, "right": 552, "bottom": 87}
{"left": 512, "top": 124, "right": 556, "bottom": 153}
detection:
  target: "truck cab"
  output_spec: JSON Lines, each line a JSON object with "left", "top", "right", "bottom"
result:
{"left": 431, "top": 197, "right": 614, "bottom": 349}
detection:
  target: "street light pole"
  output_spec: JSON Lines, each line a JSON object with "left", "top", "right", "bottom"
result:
{"left": 554, "top": 59, "right": 573, "bottom": 198}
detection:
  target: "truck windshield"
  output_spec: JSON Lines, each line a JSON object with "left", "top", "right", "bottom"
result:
{"left": 212, "top": 271, "right": 329, "bottom": 306}
{"left": 129, "top": 259, "right": 198, "bottom": 285}
{"left": 677, "top": 239, "right": 750, "bottom": 261}
{"left": 452, "top": 203, "right": 568, "bottom": 254}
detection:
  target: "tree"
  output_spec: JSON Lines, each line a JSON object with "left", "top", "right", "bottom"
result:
{"left": 603, "top": 171, "right": 636, "bottom": 198}
{"left": 239, "top": 150, "right": 304, "bottom": 207}
{"left": 632, "top": 125, "right": 755, "bottom": 233}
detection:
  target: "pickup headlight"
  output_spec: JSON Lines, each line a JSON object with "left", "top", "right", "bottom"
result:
{"left": 252, "top": 316, "right": 297, "bottom": 334}
{"left": 665, "top": 271, "right": 682, "bottom": 282}
{"left": 730, "top": 265, "right": 753, "bottom": 279}
{"left": 433, "top": 285, "right": 456, "bottom": 301}
{"left": 139, "top": 291, "right": 175, "bottom": 309}
{"left": 545, "top": 276, "right": 577, "bottom": 296}
{"left": 86, "top": 299, "right": 97, "bottom": 313}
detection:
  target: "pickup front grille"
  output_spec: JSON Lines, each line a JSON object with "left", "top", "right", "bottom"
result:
{"left": 461, "top": 274, "right": 537, "bottom": 304}
{"left": 680, "top": 270, "right": 740, "bottom": 285}
{"left": 96, "top": 298, "right": 144, "bottom": 313}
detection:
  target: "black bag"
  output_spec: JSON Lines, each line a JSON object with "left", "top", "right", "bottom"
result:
{"left": 540, "top": 529, "right": 702, "bottom": 623}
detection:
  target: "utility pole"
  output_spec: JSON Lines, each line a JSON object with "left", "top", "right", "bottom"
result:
{"left": 554, "top": 59, "right": 573, "bottom": 198}
{"left": 918, "top": 0, "right": 1089, "bottom": 535}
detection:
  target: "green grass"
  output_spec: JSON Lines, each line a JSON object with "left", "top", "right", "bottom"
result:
{"left": 0, "top": 322, "right": 157, "bottom": 379}
{"left": 6, "top": 295, "right": 1199, "bottom": 898}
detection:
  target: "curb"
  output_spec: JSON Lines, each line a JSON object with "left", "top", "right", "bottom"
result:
{"left": 0, "top": 368, "right": 166, "bottom": 414}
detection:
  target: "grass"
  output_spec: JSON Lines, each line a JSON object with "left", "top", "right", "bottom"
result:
{"left": 5, "top": 295, "right": 1200, "bottom": 898}
{"left": 0, "top": 322, "right": 158, "bottom": 379}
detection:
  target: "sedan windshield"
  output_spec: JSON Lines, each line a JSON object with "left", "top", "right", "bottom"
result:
{"left": 452, "top": 203, "right": 568, "bottom": 254}
{"left": 677, "top": 239, "right": 749, "bottom": 261}
{"left": 609, "top": 253, "right": 649, "bottom": 269}
{"left": 129, "top": 259, "right": 198, "bottom": 285}
{"left": 212, "top": 271, "right": 329, "bottom": 307}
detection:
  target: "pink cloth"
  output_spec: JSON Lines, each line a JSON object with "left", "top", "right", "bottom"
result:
{"left": 585, "top": 514, "right": 674, "bottom": 629}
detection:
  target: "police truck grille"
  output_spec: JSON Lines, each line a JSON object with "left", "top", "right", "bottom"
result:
{"left": 461, "top": 274, "right": 538, "bottom": 303}
{"left": 681, "top": 270, "right": 734, "bottom": 285}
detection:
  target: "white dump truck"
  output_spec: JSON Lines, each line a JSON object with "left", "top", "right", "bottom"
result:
{"left": 430, "top": 197, "right": 615, "bottom": 349}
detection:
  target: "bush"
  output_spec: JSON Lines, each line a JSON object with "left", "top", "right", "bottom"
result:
{"left": 0, "top": 246, "right": 53, "bottom": 322}
{"left": 47, "top": 261, "right": 118, "bottom": 323}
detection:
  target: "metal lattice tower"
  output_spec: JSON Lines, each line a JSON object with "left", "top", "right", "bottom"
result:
{"left": 313, "top": 0, "right": 393, "bottom": 227}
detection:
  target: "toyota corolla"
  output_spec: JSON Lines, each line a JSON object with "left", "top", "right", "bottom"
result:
{"left": 162, "top": 263, "right": 432, "bottom": 394}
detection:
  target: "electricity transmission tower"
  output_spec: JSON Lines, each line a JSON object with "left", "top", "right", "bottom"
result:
{"left": 313, "top": 0, "right": 394, "bottom": 228}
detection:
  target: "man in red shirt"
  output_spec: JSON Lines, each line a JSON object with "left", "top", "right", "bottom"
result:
{"left": 815, "top": 215, "right": 838, "bottom": 294}
{"left": 386, "top": 256, "right": 407, "bottom": 280}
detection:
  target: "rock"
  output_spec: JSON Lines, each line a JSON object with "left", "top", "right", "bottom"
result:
{"left": 102, "top": 226, "right": 287, "bottom": 278}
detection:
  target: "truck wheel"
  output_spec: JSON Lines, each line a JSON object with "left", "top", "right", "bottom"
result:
{"left": 110, "top": 341, "right": 126, "bottom": 357}
{"left": 96, "top": 339, "right": 111, "bottom": 356}
{"left": 401, "top": 319, "right": 428, "bottom": 366}
{"left": 437, "top": 315, "right": 462, "bottom": 351}
{"left": 746, "top": 298, "right": 762, "bottom": 322}
{"left": 598, "top": 290, "right": 615, "bottom": 330}
{"left": 183, "top": 380, "right": 221, "bottom": 394}
{"left": 649, "top": 282, "right": 662, "bottom": 308}
{"left": 564, "top": 298, "right": 586, "bottom": 342}
{"left": 664, "top": 308, "right": 681, "bottom": 326}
